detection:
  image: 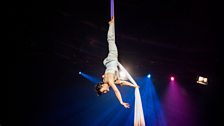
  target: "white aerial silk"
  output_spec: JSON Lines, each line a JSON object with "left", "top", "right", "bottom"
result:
{"left": 110, "top": 1, "right": 145, "bottom": 124}
{"left": 118, "top": 62, "right": 145, "bottom": 126}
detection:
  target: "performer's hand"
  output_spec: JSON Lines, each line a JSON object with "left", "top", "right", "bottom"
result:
{"left": 134, "top": 85, "right": 140, "bottom": 88}
{"left": 121, "top": 102, "right": 130, "bottom": 108}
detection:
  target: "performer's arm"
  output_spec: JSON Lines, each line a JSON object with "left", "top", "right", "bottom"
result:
{"left": 107, "top": 17, "right": 115, "bottom": 42}
{"left": 116, "top": 80, "right": 139, "bottom": 88}
{"left": 109, "top": 81, "right": 130, "bottom": 108}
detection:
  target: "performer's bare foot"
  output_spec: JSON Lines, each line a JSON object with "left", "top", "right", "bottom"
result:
{"left": 109, "top": 16, "right": 115, "bottom": 24}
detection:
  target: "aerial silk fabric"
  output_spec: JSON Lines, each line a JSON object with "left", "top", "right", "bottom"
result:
{"left": 110, "top": 0, "right": 114, "bottom": 18}
{"left": 118, "top": 62, "right": 145, "bottom": 126}
{"left": 110, "top": 0, "right": 145, "bottom": 125}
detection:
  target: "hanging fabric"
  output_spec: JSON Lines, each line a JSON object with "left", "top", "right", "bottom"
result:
{"left": 118, "top": 62, "right": 145, "bottom": 126}
{"left": 110, "top": 1, "right": 145, "bottom": 125}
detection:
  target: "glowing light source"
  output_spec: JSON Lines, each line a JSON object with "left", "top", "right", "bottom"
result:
{"left": 147, "top": 74, "right": 151, "bottom": 78}
{"left": 170, "top": 76, "right": 174, "bottom": 81}
{"left": 119, "top": 70, "right": 127, "bottom": 80}
{"left": 79, "top": 72, "right": 82, "bottom": 75}
{"left": 197, "top": 76, "right": 208, "bottom": 85}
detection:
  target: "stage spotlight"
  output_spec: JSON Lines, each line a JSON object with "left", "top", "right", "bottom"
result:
{"left": 170, "top": 76, "right": 174, "bottom": 81}
{"left": 196, "top": 76, "right": 208, "bottom": 85}
{"left": 147, "top": 74, "right": 151, "bottom": 78}
{"left": 79, "top": 72, "right": 82, "bottom": 75}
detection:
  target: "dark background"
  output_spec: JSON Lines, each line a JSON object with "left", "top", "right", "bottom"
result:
{"left": 7, "top": 0, "right": 222, "bottom": 126}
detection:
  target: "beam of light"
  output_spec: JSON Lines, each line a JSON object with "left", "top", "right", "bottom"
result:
{"left": 162, "top": 81, "right": 199, "bottom": 126}
{"left": 110, "top": 0, "right": 114, "bottom": 18}
{"left": 138, "top": 76, "right": 167, "bottom": 126}
{"left": 82, "top": 78, "right": 136, "bottom": 126}
{"left": 79, "top": 72, "right": 101, "bottom": 84}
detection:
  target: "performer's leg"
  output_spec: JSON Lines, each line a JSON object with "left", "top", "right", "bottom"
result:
{"left": 107, "top": 22, "right": 118, "bottom": 59}
{"left": 104, "top": 21, "right": 118, "bottom": 64}
{"left": 103, "top": 18, "right": 118, "bottom": 78}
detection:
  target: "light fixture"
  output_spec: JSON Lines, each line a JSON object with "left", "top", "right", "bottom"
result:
{"left": 196, "top": 76, "right": 208, "bottom": 85}
{"left": 147, "top": 74, "right": 151, "bottom": 78}
{"left": 170, "top": 76, "right": 175, "bottom": 81}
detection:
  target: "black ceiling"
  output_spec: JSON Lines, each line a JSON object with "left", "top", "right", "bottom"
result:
{"left": 9, "top": 0, "right": 222, "bottom": 82}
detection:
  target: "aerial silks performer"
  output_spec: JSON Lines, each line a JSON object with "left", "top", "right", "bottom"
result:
{"left": 95, "top": 0, "right": 146, "bottom": 125}
{"left": 95, "top": 16, "right": 139, "bottom": 108}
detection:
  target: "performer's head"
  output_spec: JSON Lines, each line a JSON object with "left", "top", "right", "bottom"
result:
{"left": 95, "top": 82, "right": 110, "bottom": 96}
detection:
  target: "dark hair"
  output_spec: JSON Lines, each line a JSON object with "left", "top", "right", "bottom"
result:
{"left": 95, "top": 82, "right": 104, "bottom": 96}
